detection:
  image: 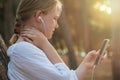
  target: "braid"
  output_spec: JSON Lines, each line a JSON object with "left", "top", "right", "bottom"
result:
{"left": 10, "top": 15, "right": 24, "bottom": 44}
{"left": 14, "top": 15, "right": 24, "bottom": 34}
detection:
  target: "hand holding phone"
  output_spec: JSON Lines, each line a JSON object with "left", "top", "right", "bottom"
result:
{"left": 95, "top": 39, "right": 110, "bottom": 65}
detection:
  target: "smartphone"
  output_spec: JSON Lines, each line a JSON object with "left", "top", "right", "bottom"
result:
{"left": 95, "top": 39, "right": 110, "bottom": 65}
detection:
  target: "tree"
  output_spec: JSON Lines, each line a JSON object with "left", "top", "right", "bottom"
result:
{"left": 3, "top": 0, "right": 14, "bottom": 46}
{"left": 58, "top": 10, "right": 77, "bottom": 69}
{"left": 81, "top": 0, "right": 90, "bottom": 53}
{"left": 3, "top": 0, "right": 19, "bottom": 46}
{"left": 111, "top": 0, "right": 120, "bottom": 79}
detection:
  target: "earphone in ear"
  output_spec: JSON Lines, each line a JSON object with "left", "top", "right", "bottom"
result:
{"left": 38, "top": 16, "right": 46, "bottom": 28}
{"left": 38, "top": 16, "right": 46, "bottom": 34}
{"left": 38, "top": 16, "right": 45, "bottom": 26}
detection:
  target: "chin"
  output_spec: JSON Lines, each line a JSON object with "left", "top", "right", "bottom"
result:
{"left": 47, "top": 35, "right": 52, "bottom": 39}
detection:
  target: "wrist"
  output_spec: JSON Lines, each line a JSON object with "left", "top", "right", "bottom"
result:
{"left": 38, "top": 40, "right": 63, "bottom": 64}
{"left": 75, "top": 62, "right": 89, "bottom": 80}
{"left": 39, "top": 40, "right": 50, "bottom": 50}
{"left": 81, "top": 61, "right": 91, "bottom": 70}
{"left": 38, "top": 39, "right": 50, "bottom": 50}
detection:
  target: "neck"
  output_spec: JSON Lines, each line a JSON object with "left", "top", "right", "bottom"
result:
{"left": 16, "top": 36, "right": 24, "bottom": 43}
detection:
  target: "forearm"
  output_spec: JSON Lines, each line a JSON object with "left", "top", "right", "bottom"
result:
{"left": 75, "top": 62, "right": 89, "bottom": 80}
{"left": 21, "top": 28, "right": 65, "bottom": 64}
{"left": 40, "top": 41, "right": 64, "bottom": 64}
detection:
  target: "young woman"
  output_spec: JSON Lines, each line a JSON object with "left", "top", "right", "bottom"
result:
{"left": 7, "top": 0, "right": 99, "bottom": 80}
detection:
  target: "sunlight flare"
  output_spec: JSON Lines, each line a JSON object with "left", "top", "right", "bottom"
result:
{"left": 94, "top": 1, "right": 112, "bottom": 14}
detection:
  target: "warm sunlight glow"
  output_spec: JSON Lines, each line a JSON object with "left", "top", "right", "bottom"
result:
{"left": 94, "top": 2, "right": 101, "bottom": 9}
{"left": 100, "top": 5, "right": 106, "bottom": 12}
{"left": 106, "top": 7, "right": 112, "bottom": 14}
{"left": 94, "top": 1, "right": 112, "bottom": 15}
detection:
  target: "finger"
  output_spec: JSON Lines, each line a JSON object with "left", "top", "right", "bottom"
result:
{"left": 22, "top": 37, "right": 33, "bottom": 43}
{"left": 103, "top": 52, "right": 107, "bottom": 58}
{"left": 101, "top": 52, "right": 107, "bottom": 61}
{"left": 99, "top": 51, "right": 108, "bottom": 64}
{"left": 21, "top": 33, "right": 35, "bottom": 39}
{"left": 88, "top": 50, "right": 97, "bottom": 58}
{"left": 21, "top": 30, "right": 40, "bottom": 36}
{"left": 21, "top": 30, "right": 34, "bottom": 35}
{"left": 21, "top": 31, "right": 34, "bottom": 35}
{"left": 107, "top": 44, "right": 110, "bottom": 48}
{"left": 100, "top": 57, "right": 105, "bottom": 64}
{"left": 96, "top": 49, "right": 100, "bottom": 56}
{"left": 22, "top": 29, "right": 36, "bottom": 33}
{"left": 23, "top": 28, "right": 39, "bottom": 32}
{"left": 86, "top": 50, "right": 97, "bottom": 62}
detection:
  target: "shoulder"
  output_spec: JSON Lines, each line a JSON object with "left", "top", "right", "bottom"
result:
{"left": 15, "top": 41, "right": 38, "bottom": 50}
{"left": 15, "top": 41, "right": 37, "bottom": 49}
{"left": 7, "top": 41, "right": 45, "bottom": 56}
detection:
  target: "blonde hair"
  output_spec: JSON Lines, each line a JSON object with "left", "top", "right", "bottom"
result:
{"left": 10, "top": 0, "right": 62, "bottom": 44}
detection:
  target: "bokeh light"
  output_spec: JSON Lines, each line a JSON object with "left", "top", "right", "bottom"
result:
{"left": 94, "top": 1, "right": 112, "bottom": 15}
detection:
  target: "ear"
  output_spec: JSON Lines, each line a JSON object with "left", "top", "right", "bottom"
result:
{"left": 34, "top": 10, "right": 42, "bottom": 23}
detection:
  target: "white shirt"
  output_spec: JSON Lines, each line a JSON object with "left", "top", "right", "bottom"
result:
{"left": 7, "top": 41, "right": 78, "bottom": 80}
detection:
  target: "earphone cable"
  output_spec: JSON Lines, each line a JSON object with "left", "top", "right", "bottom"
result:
{"left": 91, "top": 65, "right": 96, "bottom": 80}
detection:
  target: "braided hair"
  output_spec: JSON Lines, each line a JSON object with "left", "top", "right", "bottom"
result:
{"left": 10, "top": 0, "right": 62, "bottom": 44}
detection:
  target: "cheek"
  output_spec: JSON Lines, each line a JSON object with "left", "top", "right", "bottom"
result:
{"left": 44, "top": 20, "right": 53, "bottom": 33}
{"left": 48, "top": 20, "right": 55, "bottom": 29}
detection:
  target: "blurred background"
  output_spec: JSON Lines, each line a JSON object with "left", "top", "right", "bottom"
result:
{"left": 0, "top": 0, "right": 120, "bottom": 80}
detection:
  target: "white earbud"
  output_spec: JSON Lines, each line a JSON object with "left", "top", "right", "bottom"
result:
{"left": 38, "top": 16, "right": 45, "bottom": 27}
{"left": 38, "top": 16, "right": 46, "bottom": 34}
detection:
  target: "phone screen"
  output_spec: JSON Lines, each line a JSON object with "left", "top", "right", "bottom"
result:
{"left": 95, "top": 39, "right": 110, "bottom": 65}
